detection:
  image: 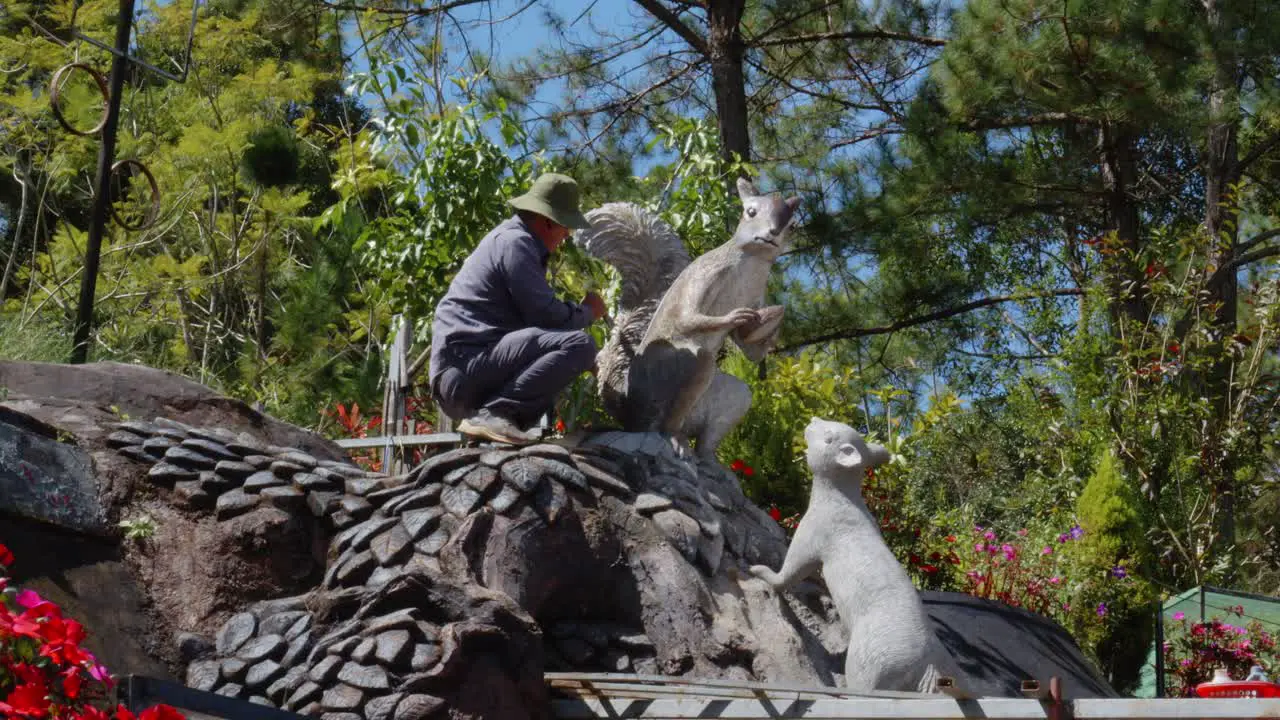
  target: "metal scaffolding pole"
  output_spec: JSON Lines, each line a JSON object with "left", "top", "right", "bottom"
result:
{"left": 70, "top": 0, "right": 137, "bottom": 364}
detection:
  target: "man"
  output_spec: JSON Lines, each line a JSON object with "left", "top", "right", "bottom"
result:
{"left": 429, "top": 173, "right": 606, "bottom": 445}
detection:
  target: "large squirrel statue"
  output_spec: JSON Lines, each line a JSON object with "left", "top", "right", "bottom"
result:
{"left": 578, "top": 177, "right": 799, "bottom": 460}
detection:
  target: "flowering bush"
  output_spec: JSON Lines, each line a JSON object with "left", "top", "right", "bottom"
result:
{"left": 961, "top": 524, "right": 1088, "bottom": 616}
{"left": 1162, "top": 607, "right": 1279, "bottom": 697}
{"left": 0, "top": 543, "right": 185, "bottom": 720}
{"left": 863, "top": 466, "right": 960, "bottom": 591}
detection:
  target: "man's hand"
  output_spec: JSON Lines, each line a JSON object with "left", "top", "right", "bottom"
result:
{"left": 582, "top": 292, "right": 606, "bottom": 321}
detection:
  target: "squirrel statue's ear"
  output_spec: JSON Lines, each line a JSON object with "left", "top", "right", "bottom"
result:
{"left": 736, "top": 176, "right": 758, "bottom": 200}
{"left": 835, "top": 443, "right": 863, "bottom": 469}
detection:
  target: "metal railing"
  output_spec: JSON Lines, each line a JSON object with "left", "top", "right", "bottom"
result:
{"left": 547, "top": 673, "right": 1280, "bottom": 720}
{"left": 120, "top": 675, "right": 306, "bottom": 720}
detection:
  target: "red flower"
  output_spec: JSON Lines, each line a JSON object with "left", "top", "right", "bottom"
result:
{"left": 555, "top": 419, "right": 566, "bottom": 433}
{"left": 945, "top": 535, "right": 957, "bottom": 543}
{"left": 742, "top": 465, "right": 754, "bottom": 476}
{"left": 1, "top": 678, "right": 51, "bottom": 718}
{"left": 0, "top": 545, "right": 181, "bottom": 720}
{"left": 921, "top": 564, "right": 939, "bottom": 573}
{"left": 768, "top": 506, "right": 782, "bottom": 522}
{"left": 140, "top": 706, "right": 186, "bottom": 720}
{"left": 63, "top": 667, "right": 84, "bottom": 700}
{"left": 1167, "top": 342, "right": 1181, "bottom": 354}
{"left": 41, "top": 616, "right": 93, "bottom": 666}
{"left": 730, "top": 459, "right": 745, "bottom": 472}
{"left": 0, "top": 543, "right": 13, "bottom": 567}
{"left": 909, "top": 553, "right": 922, "bottom": 565}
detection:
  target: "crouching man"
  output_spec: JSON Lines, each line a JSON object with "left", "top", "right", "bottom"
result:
{"left": 428, "top": 173, "right": 606, "bottom": 445}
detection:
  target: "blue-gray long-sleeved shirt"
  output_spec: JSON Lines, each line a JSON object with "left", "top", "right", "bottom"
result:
{"left": 429, "top": 215, "right": 590, "bottom": 386}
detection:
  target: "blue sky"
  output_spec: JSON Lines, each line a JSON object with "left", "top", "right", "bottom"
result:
{"left": 423, "top": 0, "right": 652, "bottom": 115}
{"left": 344, "top": 0, "right": 682, "bottom": 175}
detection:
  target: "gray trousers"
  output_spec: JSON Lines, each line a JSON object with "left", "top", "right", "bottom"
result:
{"left": 432, "top": 328, "right": 596, "bottom": 429}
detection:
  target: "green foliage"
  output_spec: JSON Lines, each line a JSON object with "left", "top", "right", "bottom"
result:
{"left": 1077, "top": 449, "right": 1148, "bottom": 568}
{"left": 643, "top": 118, "right": 754, "bottom": 255}
{"left": 717, "top": 352, "right": 863, "bottom": 514}
{"left": 325, "top": 58, "right": 539, "bottom": 330}
{"left": 0, "top": 0, "right": 387, "bottom": 427}
{"left": 241, "top": 126, "right": 301, "bottom": 188}
{"left": 118, "top": 515, "right": 157, "bottom": 540}
{"left": 1068, "top": 451, "right": 1157, "bottom": 691}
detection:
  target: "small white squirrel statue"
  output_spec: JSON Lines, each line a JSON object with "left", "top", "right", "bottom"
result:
{"left": 750, "top": 417, "right": 958, "bottom": 693}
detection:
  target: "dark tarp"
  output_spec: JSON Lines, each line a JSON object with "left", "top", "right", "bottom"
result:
{"left": 923, "top": 591, "right": 1119, "bottom": 698}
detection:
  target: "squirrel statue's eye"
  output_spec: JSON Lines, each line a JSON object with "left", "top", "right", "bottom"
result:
{"left": 746, "top": 206, "right": 757, "bottom": 218}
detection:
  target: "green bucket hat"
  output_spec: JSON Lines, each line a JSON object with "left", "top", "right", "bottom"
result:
{"left": 509, "top": 173, "right": 591, "bottom": 230}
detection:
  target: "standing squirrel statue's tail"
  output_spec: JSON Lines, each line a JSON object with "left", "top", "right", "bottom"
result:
{"left": 579, "top": 179, "right": 798, "bottom": 461}
{"left": 578, "top": 203, "right": 692, "bottom": 431}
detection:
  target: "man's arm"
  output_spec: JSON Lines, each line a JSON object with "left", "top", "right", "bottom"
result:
{"left": 503, "top": 237, "right": 591, "bottom": 329}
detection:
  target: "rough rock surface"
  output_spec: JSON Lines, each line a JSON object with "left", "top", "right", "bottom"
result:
{"left": 1, "top": 361, "right": 1112, "bottom": 720}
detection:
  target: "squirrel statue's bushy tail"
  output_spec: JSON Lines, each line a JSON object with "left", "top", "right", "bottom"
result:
{"left": 577, "top": 203, "right": 691, "bottom": 429}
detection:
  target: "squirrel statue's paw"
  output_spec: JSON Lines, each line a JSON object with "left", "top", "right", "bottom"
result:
{"left": 748, "top": 565, "right": 780, "bottom": 586}
{"left": 723, "top": 307, "right": 759, "bottom": 329}
{"left": 738, "top": 305, "right": 785, "bottom": 345}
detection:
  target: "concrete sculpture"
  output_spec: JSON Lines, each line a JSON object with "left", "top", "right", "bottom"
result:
{"left": 750, "top": 417, "right": 958, "bottom": 693}
{"left": 580, "top": 178, "right": 797, "bottom": 460}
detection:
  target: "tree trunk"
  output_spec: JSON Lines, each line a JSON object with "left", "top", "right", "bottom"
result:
{"left": 1202, "top": 0, "right": 1241, "bottom": 556}
{"left": 706, "top": 0, "right": 750, "bottom": 170}
{"left": 1098, "top": 123, "right": 1148, "bottom": 329}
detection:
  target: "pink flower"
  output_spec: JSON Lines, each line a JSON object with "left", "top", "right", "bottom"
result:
{"left": 16, "top": 589, "right": 46, "bottom": 609}
{"left": 983, "top": 531, "right": 996, "bottom": 541}
{"left": 89, "top": 663, "right": 113, "bottom": 685}
{"left": 1016, "top": 528, "right": 1029, "bottom": 537}
{"left": 1002, "top": 544, "right": 1015, "bottom": 560}
{"left": 974, "top": 543, "right": 986, "bottom": 553}
{"left": 1041, "top": 546, "right": 1052, "bottom": 555}
{"left": 1173, "top": 611, "right": 1185, "bottom": 621}
{"left": 1049, "top": 576, "right": 1061, "bottom": 584}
